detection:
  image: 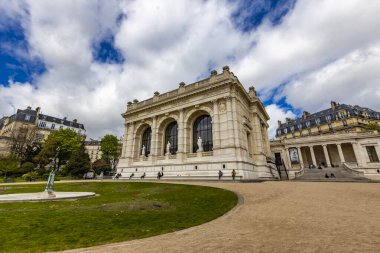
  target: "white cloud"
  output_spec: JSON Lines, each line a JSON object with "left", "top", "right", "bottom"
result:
{"left": 0, "top": 0, "right": 380, "bottom": 140}
{"left": 265, "top": 104, "right": 296, "bottom": 139}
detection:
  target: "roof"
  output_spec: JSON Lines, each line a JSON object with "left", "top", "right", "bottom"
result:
{"left": 276, "top": 103, "right": 380, "bottom": 136}
{"left": 84, "top": 140, "right": 100, "bottom": 146}
{"left": 38, "top": 114, "right": 85, "bottom": 129}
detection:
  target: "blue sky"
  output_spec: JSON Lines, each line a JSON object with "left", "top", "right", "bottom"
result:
{"left": 1, "top": 0, "right": 380, "bottom": 138}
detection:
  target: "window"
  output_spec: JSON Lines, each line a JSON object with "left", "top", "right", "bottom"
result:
{"left": 325, "top": 115, "right": 331, "bottom": 122}
{"left": 25, "top": 115, "right": 30, "bottom": 121}
{"left": 51, "top": 123, "right": 55, "bottom": 130}
{"left": 284, "top": 128, "right": 288, "bottom": 134}
{"left": 277, "top": 130, "right": 281, "bottom": 135}
{"left": 306, "top": 121, "right": 311, "bottom": 128}
{"left": 342, "top": 120, "right": 348, "bottom": 127}
{"left": 59, "top": 125, "right": 63, "bottom": 129}
{"left": 193, "top": 115, "right": 213, "bottom": 152}
{"left": 315, "top": 118, "right": 321, "bottom": 125}
{"left": 164, "top": 122, "right": 178, "bottom": 155}
{"left": 141, "top": 127, "right": 152, "bottom": 156}
{"left": 298, "top": 123, "right": 302, "bottom": 130}
{"left": 366, "top": 146, "right": 379, "bottom": 162}
{"left": 290, "top": 126, "right": 295, "bottom": 133}
{"left": 39, "top": 121, "right": 46, "bottom": 128}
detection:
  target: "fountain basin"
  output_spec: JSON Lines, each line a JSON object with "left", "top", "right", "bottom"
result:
{"left": 0, "top": 191, "right": 96, "bottom": 202}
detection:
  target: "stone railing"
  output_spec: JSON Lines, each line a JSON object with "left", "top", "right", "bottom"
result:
{"left": 202, "top": 151, "right": 213, "bottom": 157}
{"left": 342, "top": 162, "right": 364, "bottom": 175}
{"left": 187, "top": 153, "right": 197, "bottom": 158}
{"left": 294, "top": 167, "right": 305, "bottom": 177}
{"left": 157, "top": 156, "right": 165, "bottom": 160}
{"left": 169, "top": 154, "right": 177, "bottom": 159}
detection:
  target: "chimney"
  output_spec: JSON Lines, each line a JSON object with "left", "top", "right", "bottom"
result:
{"left": 277, "top": 120, "right": 282, "bottom": 127}
{"left": 63, "top": 117, "right": 67, "bottom": 121}
{"left": 331, "top": 101, "right": 337, "bottom": 110}
{"left": 35, "top": 107, "right": 41, "bottom": 113}
{"left": 222, "top": 65, "right": 230, "bottom": 74}
{"left": 27, "top": 106, "right": 32, "bottom": 110}
{"left": 302, "top": 111, "right": 310, "bottom": 119}
{"left": 285, "top": 117, "right": 291, "bottom": 124}
{"left": 73, "top": 119, "right": 77, "bottom": 123}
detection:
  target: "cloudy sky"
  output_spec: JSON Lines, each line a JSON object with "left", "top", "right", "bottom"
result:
{"left": 1, "top": 0, "right": 379, "bottom": 139}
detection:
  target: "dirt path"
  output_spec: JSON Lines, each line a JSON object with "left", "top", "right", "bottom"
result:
{"left": 58, "top": 181, "right": 380, "bottom": 253}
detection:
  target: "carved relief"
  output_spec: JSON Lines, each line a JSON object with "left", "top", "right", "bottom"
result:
{"left": 219, "top": 100, "right": 226, "bottom": 113}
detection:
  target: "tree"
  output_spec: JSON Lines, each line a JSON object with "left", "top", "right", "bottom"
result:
{"left": 100, "top": 134, "right": 121, "bottom": 171}
{"left": 36, "top": 129, "right": 83, "bottom": 171}
{"left": 366, "top": 123, "right": 380, "bottom": 132}
{"left": 64, "top": 144, "right": 91, "bottom": 177}
{"left": 9, "top": 125, "right": 38, "bottom": 161}
{"left": 0, "top": 154, "right": 20, "bottom": 178}
{"left": 92, "top": 159, "right": 110, "bottom": 174}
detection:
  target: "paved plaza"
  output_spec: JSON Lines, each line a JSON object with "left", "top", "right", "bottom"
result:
{"left": 60, "top": 181, "right": 380, "bottom": 253}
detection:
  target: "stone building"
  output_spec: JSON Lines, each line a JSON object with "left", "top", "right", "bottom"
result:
{"left": 84, "top": 140, "right": 101, "bottom": 163}
{"left": 271, "top": 102, "right": 380, "bottom": 180}
{"left": 117, "top": 66, "right": 277, "bottom": 180}
{"left": 0, "top": 106, "right": 86, "bottom": 155}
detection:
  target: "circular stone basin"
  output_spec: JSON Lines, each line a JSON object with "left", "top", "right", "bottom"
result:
{"left": 0, "top": 191, "right": 96, "bottom": 202}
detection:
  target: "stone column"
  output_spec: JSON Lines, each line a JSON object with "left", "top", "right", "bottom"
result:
{"left": 285, "top": 148, "right": 292, "bottom": 169}
{"left": 177, "top": 109, "right": 185, "bottom": 160}
{"left": 336, "top": 143, "right": 345, "bottom": 164}
{"left": 126, "top": 122, "right": 135, "bottom": 162}
{"left": 212, "top": 100, "right": 221, "bottom": 150}
{"left": 297, "top": 146, "right": 304, "bottom": 168}
{"left": 322, "top": 144, "right": 331, "bottom": 167}
{"left": 231, "top": 97, "right": 240, "bottom": 148}
{"left": 309, "top": 146, "right": 317, "bottom": 166}
{"left": 352, "top": 142, "right": 365, "bottom": 166}
{"left": 121, "top": 123, "right": 128, "bottom": 158}
{"left": 226, "top": 97, "right": 235, "bottom": 147}
{"left": 150, "top": 116, "right": 157, "bottom": 162}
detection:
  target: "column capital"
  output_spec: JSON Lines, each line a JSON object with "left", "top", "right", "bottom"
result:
{"left": 322, "top": 144, "right": 327, "bottom": 147}
{"left": 336, "top": 143, "right": 342, "bottom": 146}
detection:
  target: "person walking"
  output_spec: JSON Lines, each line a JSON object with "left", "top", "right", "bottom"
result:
{"left": 232, "top": 169, "right": 236, "bottom": 180}
{"left": 218, "top": 170, "right": 223, "bottom": 180}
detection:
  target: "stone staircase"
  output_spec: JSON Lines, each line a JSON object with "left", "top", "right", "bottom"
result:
{"left": 294, "top": 166, "right": 370, "bottom": 182}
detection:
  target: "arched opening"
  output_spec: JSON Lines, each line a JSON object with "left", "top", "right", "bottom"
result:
{"left": 141, "top": 127, "right": 152, "bottom": 157}
{"left": 193, "top": 115, "right": 213, "bottom": 152}
{"left": 164, "top": 121, "right": 178, "bottom": 155}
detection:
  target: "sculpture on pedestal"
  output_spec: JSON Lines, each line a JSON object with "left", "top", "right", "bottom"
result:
{"left": 197, "top": 136, "right": 203, "bottom": 152}
{"left": 166, "top": 141, "right": 171, "bottom": 155}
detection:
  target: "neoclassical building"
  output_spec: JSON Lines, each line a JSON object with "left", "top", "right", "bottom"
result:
{"left": 117, "top": 66, "right": 278, "bottom": 180}
{"left": 271, "top": 102, "right": 380, "bottom": 180}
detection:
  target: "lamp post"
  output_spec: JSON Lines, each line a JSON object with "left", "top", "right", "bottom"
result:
{"left": 44, "top": 146, "right": 60, "bottom": 197}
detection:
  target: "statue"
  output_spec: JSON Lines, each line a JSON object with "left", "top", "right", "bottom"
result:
{"left": 142, "top": 145, "right": 146, "bottom": 157}
{"left": 44, "top": 146, "right": 60, "bottom": 197}
{"left": 166, "top": 141, "right": 171, "bottom": 155}
{"left": 197, "top": 136, "right": 203, "bottom": 152}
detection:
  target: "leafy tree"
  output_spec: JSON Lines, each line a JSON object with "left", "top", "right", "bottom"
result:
{"left": 366, "top": 123, "right": 380, "bottom": 132}
{"left": 64, "top": 144, "right": 91, "bottom": 177}
{"left": 100, "top": 134, "right": 121, "bottom": 171}
{"left": 0, "top": 154, "right": 20, "bottom": 178}
{"left": 36, "top": 129, "right": 83, "bottom": 171}
{"left": 9, "top": 125, "right": 38, "bottom": 161}
{"left": 92, "top": 159, "right": 110, "bottom": 174}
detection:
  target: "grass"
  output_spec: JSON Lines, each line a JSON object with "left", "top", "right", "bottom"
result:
{"left": 0, "top": 182, "right": 237, "bottom": 252}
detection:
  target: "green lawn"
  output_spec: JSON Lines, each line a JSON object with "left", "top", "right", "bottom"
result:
{"left": 0, "top": 182, "right": 237, "bottom": 252}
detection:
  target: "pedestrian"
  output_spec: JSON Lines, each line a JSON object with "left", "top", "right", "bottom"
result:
{"left": 157, "top": 171, "right": 161, "bottom": 179}
{"left": 232, "top": 169, "right": 236, "bottom": 180}
{"left": 141, "top": 172, "right": 146, "bottom": 179}
{"left": 330, "top": 173, "right": 336, "bottom": 178}
{"left": 218, "top": 170, "right": 223, "bottom": 180}
{"left": 129, "top": 173, "right": 134, "bottom": 180}
{"left": 325, "top": 173, "right": 329, "bottom": 178}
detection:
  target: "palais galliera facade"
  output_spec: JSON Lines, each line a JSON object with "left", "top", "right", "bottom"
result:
{"left": 117, "top": 66, "right": 278, "bottom": 180}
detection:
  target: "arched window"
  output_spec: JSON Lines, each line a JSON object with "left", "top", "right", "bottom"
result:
{"left": 193, "top": 115, "right": 213, "bottom": 152}
{"left": 164, "top": 122, "right": 178, "bottom": 155}
{"left": 141, "top": 127, "right": 152, "bottom": 157}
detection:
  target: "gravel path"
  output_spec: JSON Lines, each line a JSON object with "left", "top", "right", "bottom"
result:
{"left": 57, "top": 181, "right": 380, "bottom": 253}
